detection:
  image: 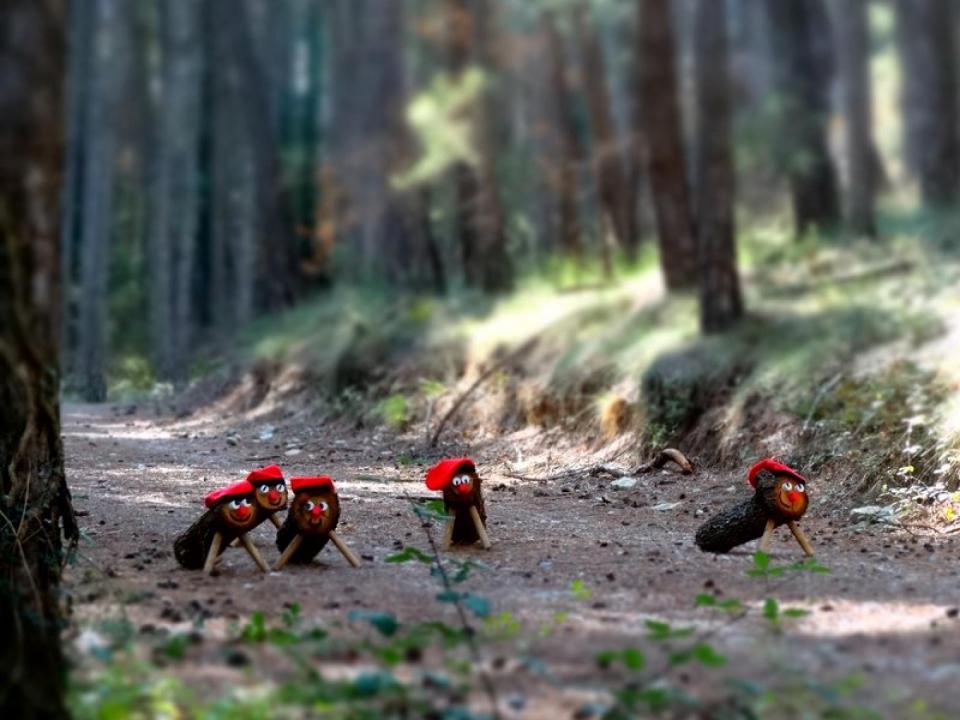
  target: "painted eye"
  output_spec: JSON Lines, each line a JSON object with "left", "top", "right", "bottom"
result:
{"left": 241, "top": 498, "right": 252, "bottom": 507}
{"left": 276, "top": 483, "right": 285, "bottom": 492}
{"left": 452, "top": 477, "right": 461, "bottom": 487}
{"left": 796, "top": 483, "right": 805, "bottom": 493}
{"left": 304, "top": 501, "right": 314, "bottom": 512}
{"left": 319, "top": 501, "right": 329, "bottom": 512}
{"left": 229, "top": 499, "right": 241, "bottom": 509}
{"left": 782, "top": 482, "right": 793, "bottom": 491}
{"left": 259, "top": 484, "right": 269, "bottom": 493}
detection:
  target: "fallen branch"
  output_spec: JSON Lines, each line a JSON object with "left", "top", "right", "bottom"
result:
{"left": 504, "top": 448, "right": 694, "bottom": 483}
{"left": 429, "top": 336, "right": 539, "bottom": 447}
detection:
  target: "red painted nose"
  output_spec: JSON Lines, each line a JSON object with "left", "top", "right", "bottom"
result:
{"left": 787, "top": 491, "right": 801, "bottom": 504}
{"left": 235, "top": 506, "right": 250, "bottom": 520}
{"left": 456, "top": 483, "right": 472, "bottom": 495}
{"left": 268, "top": 490, "right": 280, "bottom": 504}
{"left": 310, "top": 506, "right": 323, "bottom": 519}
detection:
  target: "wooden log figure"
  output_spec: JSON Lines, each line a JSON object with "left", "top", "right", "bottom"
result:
{"left": 425, "top": 457, "right": 490, "bottom": 550}
{"left": 694, "top": 459, "right": 815, "bottom": 557}
{"left": 274, "top": 476, "right": 361, "bottom": 570}
{"left": 173, "top": 479, "right": 271, "bottom": 574}
{"left": 248, "top": 464, "right": 288, "bottom": 529}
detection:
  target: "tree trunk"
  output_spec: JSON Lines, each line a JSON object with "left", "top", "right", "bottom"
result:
{"left": 77, "top": 0, "right": 122, "bottom": 401}
{"left": 0, "top": 1, "right": 79, "bottom": 716}
{"left": 693, "top": 0, "right": 743, "bottom": 334}
{"left": 444, "top": 0, "right": 513, "bottom": 292}
{"left": 893, "top": 0, "right": 960, "bottom": 206}
{"left": 150, "top": 0, "right": 203, "bottom": 382}
{"left": 830, "top": 0, "right": 876, "bottom": 236}
{"left": 542, "top": 11, "right": 585, "bottom": 261}
{"left": 637, "top": 0, "right": 698, "bottom": 291}
{"left": 765, "top": 0, "right": 840, "bottom": 234}
{"left": 574, "top": 6, "right": 638, "bottom": 262}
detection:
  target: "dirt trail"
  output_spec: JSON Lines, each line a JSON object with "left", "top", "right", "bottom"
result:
{"left": 63, "top": 402, "right": 960, "bottom": 717}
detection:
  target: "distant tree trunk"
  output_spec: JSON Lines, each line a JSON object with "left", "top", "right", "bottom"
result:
{"left": 694, "top": 0, "right": 743, "bottom": 333}
{"left": 542, "top": 11, "right": 584, "bottom": 261}
{"left": 893, "top": 0, "right": 960, "bottom": 206}
{"left": 150, "top": 0, "right": 203, "bottom": 382}
{"left": 0, "top": 1, "right": 79, "bottom": 716}
{"left": 765, "top": 0, "right": 840, "bottom": 234}
{"left": 76, "top": 0, "right": 121, "bottom": 401}
{"left": 445, "top": 0, "right": 513, "bottom": 292}
{"left": 830, "top": 0, "right": 876, "bottom": 236}
{"left": 637, "top": 0, "right": 698, "bottom": 291}
{"left": 574, "top": 6, "right": 638, "bottom": 262}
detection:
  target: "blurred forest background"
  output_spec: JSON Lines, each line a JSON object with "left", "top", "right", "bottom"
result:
{"left": 61, "top": 0, "right": 947, "bottom": 400}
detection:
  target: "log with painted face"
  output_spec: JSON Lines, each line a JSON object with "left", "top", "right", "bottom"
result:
{"left": 173, "top": 479, "right": 268, "bottom": 572}
{"left": 274, "top": 476, "right": 359, "bottom": 568}
{"left": 425, "top": 458, "right": 490, "bottom": 549}
{"left": 694, "top": 459, "right": 814, "bottom": 556}
{"left": 248, "top": 464, "right": 288, "bottom": 526}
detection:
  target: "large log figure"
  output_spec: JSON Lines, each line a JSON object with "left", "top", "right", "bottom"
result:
{"left": 426, "top": 458, "right": 490, "bottom": 549}
{"left": 274, "top": 476, "right": 360, "bottom": 569}
{"left": 695, "top": 459, "right": 814, "bottom": 556}
{"left": 174, "top": 480, "right": 269, "bottom": 572}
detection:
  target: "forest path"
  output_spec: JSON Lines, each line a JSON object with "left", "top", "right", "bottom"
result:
{"left": 63, "top": 402, "right": 960, "bottom": 717}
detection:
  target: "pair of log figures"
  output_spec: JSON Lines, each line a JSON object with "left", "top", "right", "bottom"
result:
{"left": 174, "top": 458, "right": 491, "bottom": 574}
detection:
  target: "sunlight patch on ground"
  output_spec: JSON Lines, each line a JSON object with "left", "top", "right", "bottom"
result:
{"left": 792, "top": 599, "right": 960, "bottom": 638}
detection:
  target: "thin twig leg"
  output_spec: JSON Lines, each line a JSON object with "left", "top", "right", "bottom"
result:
{"left": 758, "top": 518, "right": 776, "bottom": 553}
{"left": 239, "top": 533, "right": 270, "bottom": 573}
{"left": 203, "top": 531, "right": 223, "bottom": 575}
{"left": 274, "top": 533, "right": 304, "bottom": 571}
{"left": 442, "top": 518, "right": 454, "bottom": 550}
{"left": 469, "top": 505, "right": 491, "bottom": 550}
{"left": 787, "top": 521, "right": 815, "bottom": 557}
{"left": 329, "top": 530, "right": 362, "bottom": 568}
{"left": 270, "top": 513, "right": 282, "bottom": 529}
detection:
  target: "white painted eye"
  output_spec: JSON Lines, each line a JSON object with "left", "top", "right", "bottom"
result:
{"left": 259, "top": 484, "right": 269, "bottom": 493}
{"left": 242, "top": 498, "right": 252, "bottom": 507}
{"left": 452, "top": 477, "right": 461, "bottom": 487}
{"left": 229, "top": 499, "right": 241, "bottom": 509}
{"left": 276, "top": 483, "right": 285, "bottom": 492}
{"left": 319, "top": 501, "right": 329, "bottom": 512}
{"left": 796, "top": 483, "right": 805, "bottom": 493}
{"left": 304, "top": 500, "right": 314, "bottom": 511}
{"left": 782, "top": 482, "right": 793, "bottom": 491}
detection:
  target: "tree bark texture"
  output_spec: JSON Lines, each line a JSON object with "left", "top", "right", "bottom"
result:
{"left": 0, "top": 1, "right": 79, "bottom": 715}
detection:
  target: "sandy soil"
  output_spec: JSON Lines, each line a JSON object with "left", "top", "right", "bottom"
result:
{"left": 62, "top": 402, "right": 960, "bottom": 718}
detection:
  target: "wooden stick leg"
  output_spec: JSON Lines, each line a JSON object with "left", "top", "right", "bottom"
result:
{"left": 273, "top": 533, "right": 304, "bottom": 571}
{"left": 787, "top": 521, "right": 815, "bottom": 557}
{"left": 239, "top": 533, "right": 270, "bottom": 573}
{"left": 758, "top": 518, "right": 776, "bottom": 553}
{"left": 270, "top": 513, "right": 282, "bottom": 529}
{"left": 329, "top": 530, "right": 362, "bottom": 568}
{"left": 469, "top": 505, "right": 491, "bottom": 550}
{"left": 442, "top": 518, "right": 454, "bottom": 550}
{"left": 203, "top": 532, "right": 223, "bottom": 575}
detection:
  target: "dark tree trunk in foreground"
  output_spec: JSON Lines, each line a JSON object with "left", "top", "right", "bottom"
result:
{"left": 894, "top": 0, "right": 960, "bottom": 206}
{"left": 694, "top": 0, "right": 743, "bottom": 334}
{"left": 766, "top": 0, "right": 840, "bottom": 235}
{"left": 637, "top": 0, "right": 698, "bottom": 291}
{"left": 0, "top": 1, "right": 79, "bottom": 716}
{"left": 831, "top": 0, "right": 876, "bottom": 236}
{"left": 575, "top": 7, "right": 638, "bottom": 261}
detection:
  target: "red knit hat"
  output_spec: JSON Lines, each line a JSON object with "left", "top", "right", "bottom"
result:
{"left": 247, "top": 465, "right": 284, "bottom": 483}
{"left": 291, "top": 476, "right": 336, "bottom": 494}
{"left": 205, "top": 480, "right": 255, "bottom": 508}
{"left": 425, "top": 458, "right": 476, "bottom": 491}
{"left": 747, "top": 459, "right": 807, "bottom": 488}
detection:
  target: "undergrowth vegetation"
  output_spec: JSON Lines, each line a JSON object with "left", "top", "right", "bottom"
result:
{"left": 70, "top": 503, "right": 936, "bottom": 720}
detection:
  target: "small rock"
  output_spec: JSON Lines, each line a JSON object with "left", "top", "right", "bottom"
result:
{"left": 652, "top": 501, "right": 683, "bottom": 512}
{"left": 947, "top": 607, "right": 959, "bottom": 619}
{"left": 226, "top": 437, "right": 238, "bottom": 447}
{"left": 285, "top": 448, "right": 302, "bottom": 457}
{"left": 611, "top": 476, "right": 638, "bottom": 490}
